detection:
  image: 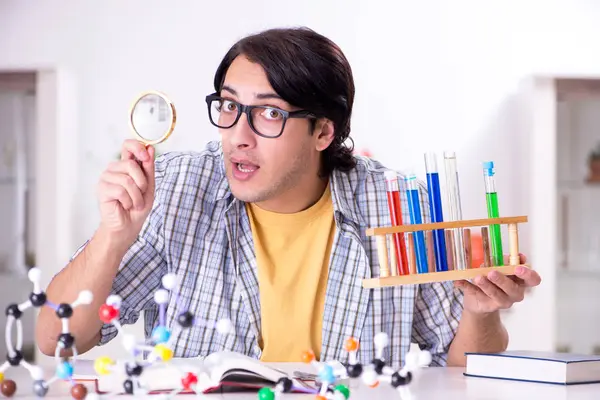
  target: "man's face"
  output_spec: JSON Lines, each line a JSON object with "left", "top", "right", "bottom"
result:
{"left": 218, "top": 56, "right": 320, "bottom": 205}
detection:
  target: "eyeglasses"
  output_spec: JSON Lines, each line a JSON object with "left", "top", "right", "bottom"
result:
{"left": 205, "top": 93, "right": 315, "bottom": 138}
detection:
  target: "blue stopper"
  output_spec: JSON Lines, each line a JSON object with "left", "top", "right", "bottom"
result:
{"left": 56, "top": 361, "right": 74, "bottom": 379}
{"left": 483, "top": 161, "right": 495, "bottom": 176}
{"left": 151, "top": 326, "right": 171, "bottom": 344}
{"left": 319, "top": 364, "right": 336, "bottom": 383}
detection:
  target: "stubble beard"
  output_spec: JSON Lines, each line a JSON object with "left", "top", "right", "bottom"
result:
{"left": 228, "top": 151, "right": 309, "bottom": 205}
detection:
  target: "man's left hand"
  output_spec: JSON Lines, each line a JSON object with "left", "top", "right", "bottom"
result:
{"left": 454, "top": 254, "right": 542, "bottom": 314}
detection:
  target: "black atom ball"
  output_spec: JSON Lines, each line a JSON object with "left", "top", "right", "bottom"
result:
{"left": 125, "top": 363, "right": 143, "bottom": 377}
{"left": 277, "top": 377, "right": 293, "bottom": 392}
{"left": 371, "top": 358, "right": 385, "bottom": 374}
{"left": 58, "top": 333, "right": 75, "bottom": 349}
{"left": 5, "top": 304, "right": 22, "bottom": 319}
{"left": 7, "top": 350, "right": 23, "bottom": 366}
{"left": 56, "top": 304, "right": 73, "bottom": 319}
{"left": 29, "top": 292, "right": 47, "bottom": 307}
{"left": 177, "top": 311, "right": 194, "bottom": 328}
{"left": 391, "top": 371, "right": 412, "bottom": 387}
{"left": 346, "top": 363, "right": 363, "bottom": 378}
{"left": 123, "top": 379, "right": 134, "bottom": 394}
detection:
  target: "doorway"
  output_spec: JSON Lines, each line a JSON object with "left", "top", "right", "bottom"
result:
{"left": 554, "top": 78, "right": 600, "bottom": 355}
{"left": 0, "top": 71, "right": 37, "bottom": 360}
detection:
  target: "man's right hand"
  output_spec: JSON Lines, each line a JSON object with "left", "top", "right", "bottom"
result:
{"left": 97, "top": 139, "right": 156, "bottom": 247}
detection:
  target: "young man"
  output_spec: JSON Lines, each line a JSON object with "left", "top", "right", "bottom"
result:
{"left": 36, "top": 27, "right": 541, "bottom": 368}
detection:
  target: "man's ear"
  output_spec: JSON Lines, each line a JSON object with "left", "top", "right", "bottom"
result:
{"left": 313, "top": 118, "right": 335, "bottom": 152}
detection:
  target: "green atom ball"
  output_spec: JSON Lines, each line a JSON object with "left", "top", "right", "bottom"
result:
{"left": 258, "top": 387, "right": 275, "bottom": 400}
{"left": 335, "top": 384, "right": 350, "bottom": 399}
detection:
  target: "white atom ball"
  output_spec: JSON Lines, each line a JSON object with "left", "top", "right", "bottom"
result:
{"left": 154, "top": 289, "right": 169, "bottom": 305}
{"left": 85, "top": 393, "right": 101, "bottom": 400}
{"left": 361, "top": 369, "right": 379, "bottom": 386}
{"left": 77, "top": 290, "right": 94, "bottom": 305}
{"left": 418, "top": 350, "right": 432, "bottom": 367}
{"left": 161, "top": 273, "right": 177, "bottom": 290}
{"left": 30, "top": 366, "right": 44, "bottom": 380}
{"left": 106, "top": 295, "right": 122, "bottom": 309}
{"left": 28, "top": 268, "right": 42, "bottom": 283}
{"left": 216, "top": 318, "right": 233, "bottom": 335}
{"left": 405, "top": 351, "right": 418, "bottom": 369}
{"left": 122, "top": 334, "right": 137, "bottom": 353}
{"left": 374, "top": 332, "right": 389, "bottom": 349}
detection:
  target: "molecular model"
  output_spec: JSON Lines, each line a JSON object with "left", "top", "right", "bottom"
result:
{"left": 258, "top": 332, "right": 431, "bottom": 400}
{"left": 1, "top": 267, "right": 93, "bottom": 399}
{"left": 91, "top": 272, "right": 233, "bottom": 399}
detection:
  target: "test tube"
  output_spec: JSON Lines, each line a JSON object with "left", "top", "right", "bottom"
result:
{"left": 483, "top": 161, "right": 503, "bottom": 266}
{"left": 443, "top": 152, "right": 467, "bottom": 270}
{"left": 424, "top": 153, "right": 448, "bottom": 272}
{"left": 405, "top": 173, "right": 429, "bottom": 273}
{"left": 384, "top": 170, "right": 410, "bottom": 275}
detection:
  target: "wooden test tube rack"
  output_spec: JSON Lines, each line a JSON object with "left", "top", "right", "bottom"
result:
{"left": 362, "top": 216, "right": 530, "bottom": 288}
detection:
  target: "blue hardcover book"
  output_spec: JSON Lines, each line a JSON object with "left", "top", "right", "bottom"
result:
{"left": 464, "top": 350, "right": 600, "bottom": 385}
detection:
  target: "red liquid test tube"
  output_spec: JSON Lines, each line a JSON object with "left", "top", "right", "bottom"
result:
{"left": 384, "top": 171, "right": 410, "bottom": 275}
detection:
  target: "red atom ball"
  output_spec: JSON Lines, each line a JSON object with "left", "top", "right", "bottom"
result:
{"left": 98, "top": 304, "right": 119, "bottom": 323}
{"left": 70, "top": 383, "right": 88, "bottom": 400}
{"left": 0, "top": 380, "right": 16, "bottom": 397}
{"left": 181, "top": 372, "right": 198, "bottom": 390}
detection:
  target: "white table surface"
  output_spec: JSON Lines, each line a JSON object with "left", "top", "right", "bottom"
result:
{"left": 3, "top": 362, "right": 600, "bottom": 399}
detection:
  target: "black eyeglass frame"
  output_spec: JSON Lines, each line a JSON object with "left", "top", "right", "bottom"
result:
{"left": 205, "top": 93, "right": 316, "bottom": 138}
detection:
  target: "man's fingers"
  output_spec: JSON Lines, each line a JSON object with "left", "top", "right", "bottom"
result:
{"left": 487, "top": 271, "right": 524, "bottom": 302}
{"left": 514, "top": 266, "right": 542, "bottom": 287}
{"left": 101, "top": 172, "right": 145, "bottom": 210}
{"left": 472, "top": 275, "right": 512, "bottom": 308}
{"left": 121, "top": 139, "right": 151, "bottom": 162}
{"left": 106, "top": 160, "right": 149, "bottom": 193}
{"left": 97, "top": 181, "right": 134, "bottom": 211}
{"left": 141, "top": 146, "right": 156, "bottom": 194}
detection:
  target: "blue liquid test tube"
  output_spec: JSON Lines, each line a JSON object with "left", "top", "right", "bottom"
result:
{"left": 405, "top": 172, "right": 429, "bottom": 274}
{"left": 425, "top": 152, "right": 448, "bottom": 272}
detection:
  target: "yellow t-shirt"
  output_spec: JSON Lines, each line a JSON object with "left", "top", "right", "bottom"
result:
{"left": 246, "top": 186, "right": 335, "bottom": 362}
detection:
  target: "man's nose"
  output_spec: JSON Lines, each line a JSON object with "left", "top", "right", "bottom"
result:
{"left": 229, "top": 112, "right": 256, "bottom": 150}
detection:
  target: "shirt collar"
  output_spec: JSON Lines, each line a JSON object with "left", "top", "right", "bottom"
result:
{"left": 213, "top": 142, "right": 233, "bottom": 203}
{"left": 329, "top": 163, "right": 366, "bottom": 226}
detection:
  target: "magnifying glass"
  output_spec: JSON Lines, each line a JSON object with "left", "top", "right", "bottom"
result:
{"left": 129, "top": 91, "right": 177, "bottom": 146}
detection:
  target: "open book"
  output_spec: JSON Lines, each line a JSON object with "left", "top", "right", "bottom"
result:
{"left": 74, "top": 351, "right": 317, "bottom": 395}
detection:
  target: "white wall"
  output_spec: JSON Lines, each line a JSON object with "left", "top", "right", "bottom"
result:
{"left": 2, "top": 0, "right": 600, "bottom": 358}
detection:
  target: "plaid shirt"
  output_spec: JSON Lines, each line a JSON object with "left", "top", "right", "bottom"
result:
{"left": 87, "top": 141, "right": 463, "bottom": 368}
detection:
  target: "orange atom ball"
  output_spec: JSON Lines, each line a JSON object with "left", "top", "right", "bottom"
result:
{"left": 344, "top": 338, "right": 359, "bottom": 352}
{"left": 301, "top": 350, "right": 315, "bottom": 363}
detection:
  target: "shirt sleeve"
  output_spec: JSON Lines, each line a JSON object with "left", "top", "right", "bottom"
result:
{"left": 97, "top": 209, "right": 167, "bottom": 346}
{"left": 66, "top": 158, "right": 169, "bottom": 347}
{"left": 409, "top": 179, "right": 464, "bottom": 366}
{"left": 96, "top": 180, "right": 168, "bottom": 346}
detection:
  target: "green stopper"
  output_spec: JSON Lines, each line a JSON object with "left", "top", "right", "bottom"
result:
{"left": 334, "top": 384, "right": 350, "bottom": 399}
{"left": 257, "top": 387, "right": 275, "bottom": 400}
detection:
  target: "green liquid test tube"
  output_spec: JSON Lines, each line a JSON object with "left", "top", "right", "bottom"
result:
{"left": 483, "top": 161, "right": 503, "bottom": 266}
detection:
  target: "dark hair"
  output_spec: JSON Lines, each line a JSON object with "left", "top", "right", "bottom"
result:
{"left": 213, "top": 27, "right": 356, "bottom": 178}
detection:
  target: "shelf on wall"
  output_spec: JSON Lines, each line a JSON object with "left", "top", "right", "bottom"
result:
{"left": 557, "top": 180, "right": 600, "bottom": 189}
{"left": 558, "top": 268, "right": 600, "bottom": 279}
{"left": 0, "top": 177, "right": 36, "bottom": 185}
